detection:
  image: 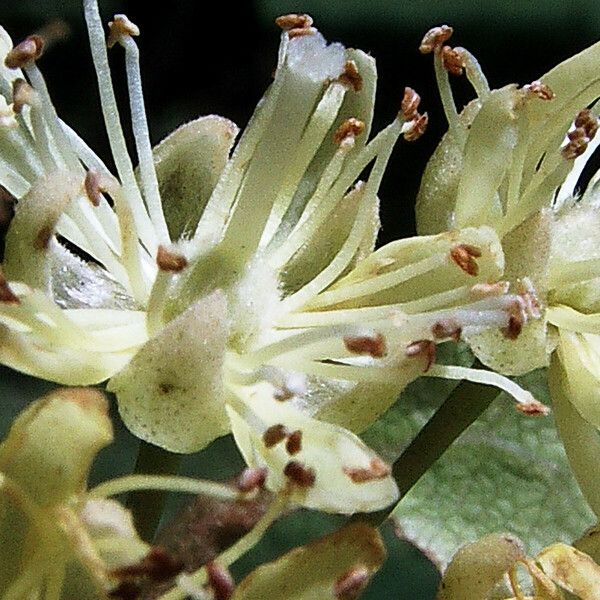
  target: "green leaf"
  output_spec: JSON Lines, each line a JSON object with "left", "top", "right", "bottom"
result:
{"left": 390, "top": 369, "right": 594, "bottom": 568}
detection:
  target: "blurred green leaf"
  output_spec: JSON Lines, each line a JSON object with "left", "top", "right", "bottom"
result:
{"left": 391, "top": 369, "right": 594, "bottom": 568}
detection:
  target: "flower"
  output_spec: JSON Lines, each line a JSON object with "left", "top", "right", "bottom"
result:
{"left": 0, "top": 6, "right": 532, "bottom": 514}
{"left": 0, "top": 387, "right": 149, "bottom": 597}
{"left": 414, "top": 26, "right": 600, "bottom": 505}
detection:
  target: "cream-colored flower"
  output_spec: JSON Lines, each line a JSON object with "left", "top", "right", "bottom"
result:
{"left": 0, "top": 7, "right": 532, "bottom": 514}
{"left": 415, "top": 25, "right": 600, "bottom": 509}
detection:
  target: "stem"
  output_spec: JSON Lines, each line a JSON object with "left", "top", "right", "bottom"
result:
{"left": 158, "top": 492, "right": 289, "bottom": 600}
{"left": 127, "top": 441, "right": 182, "bottom": 542}
{"left": 357, "top": 379, "right": 499, "bottom": 525}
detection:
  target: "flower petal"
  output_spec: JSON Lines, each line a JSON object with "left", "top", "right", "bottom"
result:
{"left": 4, "top": 171, "right": 80, "bottom": 294}
{"left": 0, "top": 388, "right": 112, "bottom": 506}
{"left": 108, "top": 290, "right": 230, "bottom": 453}
{"left": 231, "top": 522, "right": 385, "bottom": 600}
{"left": 227, "top": 382, "right": 398, "bottom": 514}
{"left": 152, "top": 115, "right": 239, "bottom": 240}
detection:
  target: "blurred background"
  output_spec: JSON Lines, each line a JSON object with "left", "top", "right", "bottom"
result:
{"left": 1, "top": 0, "right": 599, "bottom": 597}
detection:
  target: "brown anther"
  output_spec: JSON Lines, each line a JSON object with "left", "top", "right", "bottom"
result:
{"left": 431, "top": 319, "right": 462, "bottom": 342}
{"left": 524, "top": 80, "right": 555, "bottom": 101}
{"left": 561, "top": 137, "right": 588, "bottom": 160}
{"left": 283, "top": 460, "right": 316, "bottom": 487}
{"left": 403, "top": 112, "right": 428, "bottom": 142}
{"left": 262, "top": 424, "right": 288, "bottom": 448}
{"left": 334, "top": 117, "right": 366, "bottom": 145}
{"left": 206, "top": 562, "right": 235, "bottom": 600}
{"left": 401, "top": 87, "right": 421, "bottom": 121}
{"left": 12, "top": 79, "right": 34, "bottom": 114}
{"left": 0, "top": 267, "right": 19, "bottom": 305}
{"left": 236, "top": 467, "right": 268, "bottom": 493}
{"left": 343, "top": 333, "right": 387, "bottom": 358}
{"left": 338, "top": 60, "right": 363, "bottom": 92}
{"left": 107, "top": 14, "right": 140, "bottom": 49}
{"left": 405, "top": 340, "right": 436, "bottom": 372}
{"left": 334, "top": 566, "right": 370, "bottom": 600}
{"left": 501, "top": 300, "right": 526, "bottom": 340}
{"left": 501, "top": 313, "right": 523, "bottom": 340}
{"left": 34, "top": 225, "right": 53, "bottom": 251}
{"left": 419, "top": 25, "right": 453, "bottom": 54}
{"left": 84, "top": 170, "right": 106, "bottom": 207}
{"left": 275, "top": 13, "right": 314, "bottom": 31}
{"left": 516, "top": 399, "right": 550, "bottom": 417}
{"left": 568, "top": 126, "right": 587, "bottom": 142}
{"left": 287, "top": 27, "right": 317, "bottom": 38}
{"left": 5, "top": 35, "right": 44, "bottom": 69}
{"left": 285, "top": 430, "right": 303, "bottom": 455}
{"left": 343, "top": 458, "right": 391, "bottom": 483}
{"left": 441, "top": 46, "right": 464, "bottom": 76}
{"left": 156, "top": 245, "right": 188, "bottom": 273}
{"left": 450, "top": 244, "right": 482, "bottom": 276}
{"left": 575, "top": 108, "right": 599, "bottom": 139}
{"left": 469, "top": 281, "right": 510, "bottom": 299}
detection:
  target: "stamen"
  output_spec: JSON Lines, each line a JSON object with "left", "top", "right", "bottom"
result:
{"left": 469, "top": 281, "right": 510, "bottom": 299}
{"left": 419, "top": 25, "right": 453, "bottom": 54}
{"left": 420, "top": 25, "right": 460, "bottom": 132}
{"left": 450, "top": 244, "right": 482, "bottom": 276}
{"left": 11, "top": 78, "right": 34, "bottom": 114}
{"left": 236, "top": 467, "right": 267, "bottom": 493}
{"left": 501, "top": 299, "right": 526, "bottom": 340}
{"left": 263, "top": 424, "right": 288, "bottom": 448}
{"left": 84, "top": 170, "right": 104, "bottom": 206}
{"left": 405, "top": 339, "right": 436, "bottom": 372}
{"left": 401, "top": 87, "right": 421, "bottom": 121}
{"left": 107, "top": 14, "right": 139, "bottom": 48}
{"left": 113, "top": 18, "right": 170, "bottom": 243}
{"left": 523, "top": 80, "right": 555, "bottom": 101}
{"left": 338, "top": 59, "right": 363, "bottom": 91}
{"left": 275, "top": 13, "right": 314, "bottom": 31}
{"left": 431, "top": 319, "right": 462, "bottom": 341}
{"left": 343, "top": 333, "right": 387, "bottom": 358}
{"left": 83, "top": 0, "right": 157, "bottom": 255}
{"left": 403, "top": 112, "right": 428, "bottom": 142}
{"left": 4, "top": 35, "right": 44, "bottom": 69}
{"left": 156, "top": 245, "right": 188, "bottom": 273}
{"left": 441, "top": 46, "right": 465, "bottom": 76}
{"left": 343, "top": 458, "right": 390, "bottom": 483}
{"left": 334, "top": 566, "right": 370, "bottom": 600}
{"left": 425, "top": 364, "right": 550, "bottom": 415}
{"left": 287, "top": 27, "right": 317, "bottom": 39}
{"left": 206, "top": 562, "right": 235, "bottom": 600}
{"left": 333, "top": 117, "right": 365, "bottom": 145}
{"left": 283, "top": 460, "right": 316, "bottom": 487}
{"left": 285, "top": 430, "right": 303, "bottom": 455}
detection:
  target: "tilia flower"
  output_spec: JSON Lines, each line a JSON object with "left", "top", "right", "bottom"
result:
{"left": 415, "top": 26, "right": 600, "bottom": 505}
{"left": 0, "top": 388, "right": 149, "bottom": 597}
{"left": 0, "top": 6, "right": 532, "bottom": 514}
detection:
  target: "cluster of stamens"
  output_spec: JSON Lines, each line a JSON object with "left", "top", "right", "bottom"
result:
{"left": 561, "top": 108, "right": 599, "bottom": 159}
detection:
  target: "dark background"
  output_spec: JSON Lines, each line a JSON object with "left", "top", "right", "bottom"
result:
{"left": 1, "top": 1, "right": 599, "bottom": 597}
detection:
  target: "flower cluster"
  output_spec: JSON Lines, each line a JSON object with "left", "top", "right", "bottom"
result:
{"left": 415, "top": 24, "right": 600, "bottom": 513}
{"left": 0, "top": 2, "right": 535, "bottom": 519}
